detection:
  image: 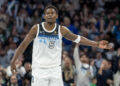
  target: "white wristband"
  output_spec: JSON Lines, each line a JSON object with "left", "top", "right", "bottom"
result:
{"left": 74, "top": 35, "right": 81, "bottom": 43}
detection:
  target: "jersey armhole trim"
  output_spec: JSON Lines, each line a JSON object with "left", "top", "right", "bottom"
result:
{"left": 35, "top": 24, "right": 39, "bottom": 38}
{"left": 59, "top": 25, "right": 62, "bottom": 39}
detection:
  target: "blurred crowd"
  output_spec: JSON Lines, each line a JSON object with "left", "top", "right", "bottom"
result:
{"left": 0, "top": 0, "right": 120, "bottom": 86}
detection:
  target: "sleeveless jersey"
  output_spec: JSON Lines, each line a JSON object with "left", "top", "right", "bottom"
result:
{"left": 32, "top": 22, "right": 62, "bottom": 68}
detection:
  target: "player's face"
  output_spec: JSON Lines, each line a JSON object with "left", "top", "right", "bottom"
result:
{"left": 44, "top": 8, "right": 58, "bottom": 23}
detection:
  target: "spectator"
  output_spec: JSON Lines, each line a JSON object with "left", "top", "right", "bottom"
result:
{"left": 105, "top": 44, "right": 117, "bottom": 60}
{"left": 0, "top": 29, "right": 6, "bottom": 44}
{"left": 113, "top": 59, "right": 120, "bottom": 86}
{"left": 73, "top": 44, "right": 94, "bottom": 86}
{"left": 31, "top": 10, "right": 41, "bottom": 25}
{"left": 93, "top": 2, "right": 104, "bottom": 16}
{"left": 23, "top": 62, "right": 32, "bottom": 86}
{"left": 0, "top": 43, "right": 11, "bottom": 68}
{"left": 0, "top": 71, "right": 6, "bottom": 86}
{"left": 97, "top": 59, "right": 113, "bottom": 86}
{"left": 8, "top": 75, "right": 19, "bottom": 86}
{"left": 90, "top": 77, "right": 97, "bottom": 86}
{"left": 61, "top": 50, "right": 69, "bottom": 68}
{"left": 62, "top": 56, "right": 75, "bottom": 86}
{"left": 62, "top": 16, "right": 78, "bottom": 51}
{"left": 112, "top": 25, "right": 120, "bottom": 46}
{"left": 0, "top": 6, "right": 9, "bottom": 30}
{"left": 94, "top": 52, "right": 104, "bottom": 69}
{"left": 90, "top": 58, "right": 97, "bottom": 77}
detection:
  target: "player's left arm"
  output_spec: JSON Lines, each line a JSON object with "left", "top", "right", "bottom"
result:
{"left": 60, "top": 26, "right": 112, "bottom": 49}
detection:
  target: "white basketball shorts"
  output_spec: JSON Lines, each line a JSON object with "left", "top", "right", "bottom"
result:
{"left": 31, "top": 66, "right": 64, "bottom": 86}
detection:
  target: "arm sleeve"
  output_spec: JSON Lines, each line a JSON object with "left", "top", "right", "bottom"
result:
{"left": 73, "top": 45, "right": 81, "bottom": 69}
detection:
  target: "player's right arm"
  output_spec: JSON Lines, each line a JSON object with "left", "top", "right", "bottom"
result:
{"left": 10, "top": 25, "right": 38, "bottom": 74}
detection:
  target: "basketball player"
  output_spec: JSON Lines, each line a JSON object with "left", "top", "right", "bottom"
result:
{"left": 11, "top": 5, "right": 112, "bottom": 86}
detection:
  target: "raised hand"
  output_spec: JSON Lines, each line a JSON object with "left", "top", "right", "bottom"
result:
{"left": 98, "top": 40, "right": 113, "bottom": 49}
{"left": 10, "top": 62, "right": 17, "bottom": 75}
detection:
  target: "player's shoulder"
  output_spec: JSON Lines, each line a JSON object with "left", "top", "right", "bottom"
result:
{"left": 32, "top": 24, "right": 38, "bottom": 28}
{"left": 29, "top": 24, "right": 38, "bottom": 34}
{"left": 59, "top": 25, "right": 69, "bottom": 36}
{"left": 60, "top": 25, "right": 68, "bottom": 31}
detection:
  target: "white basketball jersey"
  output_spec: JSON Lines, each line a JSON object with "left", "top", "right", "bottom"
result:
{"left": 32, "top": 22, "right": 62, "bottom": 68}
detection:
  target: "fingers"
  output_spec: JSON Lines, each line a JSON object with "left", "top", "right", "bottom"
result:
{"left": 102, "top": 40, "right": 108, "bottom": 44}
{"left": 107, "top": 44, "right": 113, "bottom": 49}
{"left": 99, "top": 40, "right": 113, "bottom": 49}
{"left": 105, "top": 43, "right": 113, "bottom": 49}
{"left": 11, "top": 66, "right": 17, "bottom": 75}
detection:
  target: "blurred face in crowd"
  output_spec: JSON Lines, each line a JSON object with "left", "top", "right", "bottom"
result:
{"left": 80, "top": 55, "right": 89, "bottom": 64}
{"left": 11, "top": 26, "right": 17, "bottom": 36}
{"left": 73, "top": 15, "right": 79, "bottom": 21}
{"left": 24, "top": 62, "right": 31, "bottom": 72}
{"left": 10, "top": 75, "right": 18, "bottom": 84}
{"left": 63, "top": 17, "right": 71, "bottom": 27}
{"left": 8, "top": 37, "right": 13, "bottom": 43}
{"left": 74, "top": 21, "right": 79, "bottom": 29}
{"left": 62, "top": 51, "right": 68, "bottom": 59}
{"left": 44, "top": 8, "right": 58, "bottom": 24}
{"left": 92, "top": 78, "right": 97, "bottom": 84}
{"left": 0, "top": 7, "right": 5, "bottom": 14}
{"left": 109, "top": 20, "right": 114, "bottom": 26}
{"left": 108, "top": 61, "right": 112, "bottom": 69}
{"left": 64, "top": 57, "right": 72, "bottom": 68}
{"left": 15, "top": 59, "right": 23, "bottom": 68}
{"left": 96, "top": 52, "right": 102, "bottom": 59}
{"left": 95, "top": 2, "right": 99, "bottom": 8}
{"left": 9, "top": 43, "right": 17, "bottom": 50}
{"left": 99, "top": 33, "right": 105, "bottom": 40}
{"left": 34, "top": 10, "right": 39, "bottom": 17}
{"left": 90, "top": 58, "right": 95, "bottom": 66}
{"left": 91, "top": 47, "right": 97, "bottom": 52}
{"left": 102, "top": 60, "right": 109, "bottom": 70}
{"left": 20, "top": 33, "right": 26, "bottom": 40}
{"left": 115, "top": 20, "right": 119, "bottom": 26}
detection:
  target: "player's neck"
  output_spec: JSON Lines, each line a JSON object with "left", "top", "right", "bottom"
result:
{"left": 45, "top": 22, "right": 55, "bottom": 26}
{"left": 44, "top": 22, "right": 55, "bottom": 30}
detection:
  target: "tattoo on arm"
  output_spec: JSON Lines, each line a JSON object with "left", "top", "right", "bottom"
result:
{"left": 60, "top": 26, "right": 78, "bottom": 41}
{"left": 79, "top": 36, "right": 99, "bottom": 47}
{"left": 60, "top": 26, "right": 98, "bottom": 47}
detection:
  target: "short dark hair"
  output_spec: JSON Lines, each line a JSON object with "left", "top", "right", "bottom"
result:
{"left": 80, "top": 54, "right": 89, "bottom": 59}
{"left": 44, "top": 4, "right": 58, "bottom": 14}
